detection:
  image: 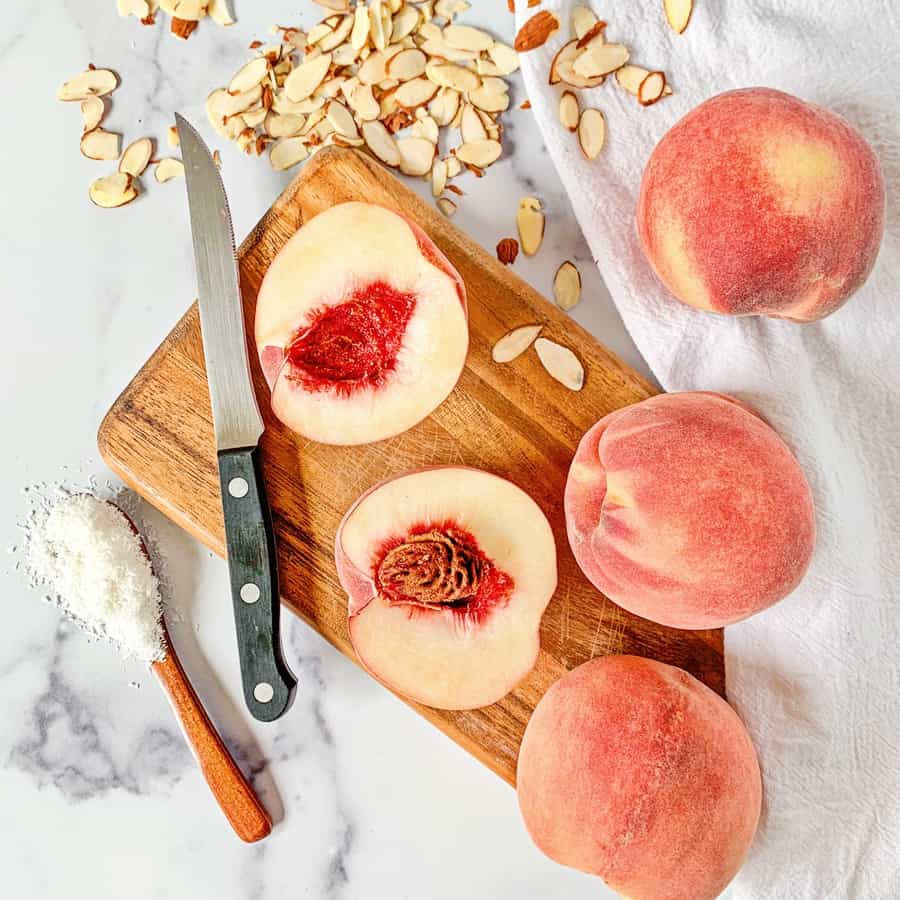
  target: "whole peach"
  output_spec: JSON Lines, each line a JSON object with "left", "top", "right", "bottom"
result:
{"left": 637, "top": 88, "right": 884, "bottom": 321}
{"left": 517, "top": 655, "right": 761, "bottom": 900}
{"left": 564, "top": 392, "right": 814, "bottom": 629}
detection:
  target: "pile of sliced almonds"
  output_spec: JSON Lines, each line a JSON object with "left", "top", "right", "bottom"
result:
{"left": 513, "top": 5, "right": 673, "bottom": 160}
{"left": 492, "top": 324, "right": 584, "bottom": 392}
{"left": 57, "top": 66, "right": 184, "bottom": 208}
{"left": 205, "top": 0, "right": 520, "bottom": 214}
{"left": 116, "top": 0, "right": 235, "bottom": 41}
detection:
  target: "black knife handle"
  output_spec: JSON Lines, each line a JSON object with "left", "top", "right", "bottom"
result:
{"left": 218, "top": 447, "right": 296, "bottom": 722}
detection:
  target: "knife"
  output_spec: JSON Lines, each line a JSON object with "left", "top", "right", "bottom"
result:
{"left": 176, "top": 113, "right": 296, "bottom": 722}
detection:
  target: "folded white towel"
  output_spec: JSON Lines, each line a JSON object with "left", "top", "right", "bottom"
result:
{"left": 516, "top": 1, "right": 900, "bottom": 896}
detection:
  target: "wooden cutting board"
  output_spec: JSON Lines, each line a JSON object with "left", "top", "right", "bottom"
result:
{"left": 98, "top": 147, "right": 724, "bottom": 786}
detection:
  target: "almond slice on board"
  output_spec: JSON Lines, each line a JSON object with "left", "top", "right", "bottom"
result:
{"left": 362, "top": 120, "right": 402, "bottom": 167}
{"left": 270, "top": 137, "right": 310, "bottom": 170}
{"left": 514, "top": 11, "right": 560, "bottom": 52}
{"left": 154, "top": 158, "right": 185, "bottom": 182}
{"left": 89, "top": 173, "right": 137, "bottom": 208}
{"left": 80, "top": 96, "right": 105, "bottom": 132}
{"left": 80, "top": 128, "right": 121, "bottom": 160}
{"left": 559, "top": 91, "right": 579, "bottom": 132}
{"left": 664, "top": 0, "right": 694, "bottom": 34}
{"left": 553, "top": 261, "right": 582, "bottom": 311}
{"left": 436, "top": 197, "right": 457, "bottom": 217}
{"left": 573, "top": 42, "right": 628, "bottom": 78}
{"left": 58, "top": 68, "right": 118, "bottom": 101}
{"left": 493, "top": 323, "right": 543, "bottom": 363}
{"left": 578, "top": 107, "right": 605, "bottom": 160}
{"left": 517, "top": 196, "right": 544, "bottom": 256}
{"left": 638, "top": 70, "right": 667, "bottom": 106}
{"left": 535, "top": 338, "right": 584, "bottom": 391}
{"left": 285, "top": 53, "right": 332, "bottom": 101}
{"left": 119, "top": 137, "right": 153, "bottom": 176}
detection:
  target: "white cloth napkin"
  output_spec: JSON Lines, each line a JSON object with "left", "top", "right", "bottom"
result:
{"left": 515, "top": 1, "right": 900, "bottom": 896}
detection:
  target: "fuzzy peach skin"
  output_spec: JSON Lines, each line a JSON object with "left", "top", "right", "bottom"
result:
{"left": 637, "top": 88, "right": 885, "bottom": 321}
{"left": 564, "top": 391, "right": 814, "bottom": 629}
{"left": 517, "top": 655, "right": 762, "bottom": 900}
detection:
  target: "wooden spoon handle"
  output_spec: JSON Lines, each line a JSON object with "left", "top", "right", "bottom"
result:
{"left": 152, "top": 648, "right": 272, "bottom": 842}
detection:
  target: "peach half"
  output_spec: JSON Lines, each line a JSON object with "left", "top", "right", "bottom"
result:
{"left": 638, "top": 88, "right": 885, "bottom": 321}
{"left": 255, "top": 202, "right": 468, "bottom": 445}
{"left": 335, "top": 467, "right": 557, "bottom": 710}
{"left": 564, "top": 392, "right": 815, "bottom": 629}
{"left": 517, "top": 655, "right": 761, "bottom": 900}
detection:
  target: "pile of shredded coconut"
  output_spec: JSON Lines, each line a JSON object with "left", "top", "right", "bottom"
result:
{"left": 25, "top": 493, "right": 165, "bottom": 663}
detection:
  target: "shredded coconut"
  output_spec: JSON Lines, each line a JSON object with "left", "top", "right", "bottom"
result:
{"left": 25, "top": 493, "right": 164, "bottom": 663}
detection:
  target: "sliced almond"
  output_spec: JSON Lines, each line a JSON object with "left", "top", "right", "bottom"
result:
{"left": 285, "top": 53, "right": 332, "bottom": 101}
{"left": 638, "top": 70, "right": 667, "bottom": 106}
{"left": 117, "top": 0, "right": 149, "bottom": 17}
{"left": 397, "top": 136, "right": 436, "bottom": 175}
{"left": 431, "top": 158, "right": 447, "bottom": 197}
{"left": 514, "top": 11, "right": 560, "bottom": 52}
{"left": 229, "top": 57, "right": 270, "bottom": 94}
{"left": 208, "top": 0, "right": 234, "bottom": 26}
{"left": 395, "top": 77, "right": 439, "bottom": 109}
{"left": 154, "top": 157, "right": 185, "bottom": 182}
{"left": 80, "top": 128, "right": 121, "bottom": 161}
{"left": 435, "top": 0, "right": 470, "bottom": 19}
{"left": 571, "top": 6, "right": 598, "bottom": 39}
{"left": 436, "top": 197, "right": 457, "bottom": 217}
{"left": 270, "top": 136, "right": 310, "bottom": 170}
{"left": 347, "top": 83, "right": 380, "bottom": 121}
{"left": 80, "top": 96, "right": 105, "bottom": 132}
{"left": 445, "top": 155, "right": 463, "bottom": 178}
{"left": 89, "top": 173, "right": 137, "bottom": 208}
{"left": 420, "top": 37, "right": 479, "bottom": 62}
{"left": 325, "top": 99, "right": 360, "bottom": 138}
{"left": 167, "top": 125, "right": 180, "bottom": 147}
{"left": 578, "top": 107, "right": 605, "bottom": 160}
{"left": 492, "top": 324, "right": 541, "bottom": 363}
{"left": 455, "top": 139, "right": 501, "bottom": 168}
{"left": 487, "top": 43, "right": 519, "bottom": 76}
{"left": 517, "top": 196, "right": 544, "bottom": 256}
{"left": 428, "top": 88, "right": 461, "bottom": 126}
{"left": 265, "top": 110, "right": 306, "bottom": 138}
{"left": 573, "top": 42, "right": 628, "bottom": 78}
{"left": 559, "top": 91, "right": 579, "bottom": 132}
{"left": 307, "top": 22, "right": 335, "bottom": 45}
{"left": 362, "top": 119, "right": 401, "bottom": 167}
{"left": 319, "top": 14, "right": 354, "bottom": 52}
{"left": 392, "top": 6, "right": 420, "bottom": 42}
{"left": 425, "top": 62, "right": 480, "bottom": 93}
{"left": 412, "top": 115, "right": 440, "bottom": 143}
{"left": 575, "top": 21, "right": 607, "bottom": 50}
{"left": 369, "top": 1, "right": 387, "bottom": 50}
{"left": 443, "top": 24, "right": 494, "bottom": 53}
{"left": 58, "top": 68, "right": 118, "bottom": 101}
{"left": 119, "top": 137, "right": 153, "bottom": 176}
{"left": 535, "top": 338, "right": 584, "bottom": 391}
{"left": 387, "top": 48, "right": 427, "bottom": 80}
{"left": 553, "top": 261, "right": 582, "bottom": 311}
{"left": 460, "top": 104, "right": 487, "bottom": 143}
{"left": 242, "top": 107, "right": 268, "bottom": 128}
{"left": 468, "top": 83, "right": 509, "bottom": 113}
{"left": 664, "top": 0, "right": 694, "bottom": 34}
{"left": 550, "top": 40, "right": 605, "bottom": 89}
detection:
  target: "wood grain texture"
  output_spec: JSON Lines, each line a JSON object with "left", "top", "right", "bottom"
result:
{"left": 99, "top": 148, "right": 724, "bottom": 786}
{"left": 153, "top": 629, "right": 272, "bottom": 843}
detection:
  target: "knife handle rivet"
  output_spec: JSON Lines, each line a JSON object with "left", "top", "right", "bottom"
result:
{"left": 228, "top": 476, "right": 250, "bottom": 498}
{"left": 240, "top": 583, "right": 261, "bottom": 604}
{"left": 254, "top": 682, "right": 274, "bottom": 703}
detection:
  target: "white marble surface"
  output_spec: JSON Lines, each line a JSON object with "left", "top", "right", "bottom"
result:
{"left": 0, "top": 3, "right": 654, "bottom": 898}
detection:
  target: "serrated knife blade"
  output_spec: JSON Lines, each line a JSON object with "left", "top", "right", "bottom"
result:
{"left": 176, "top": 113, "right": 296, "bottom": 723}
